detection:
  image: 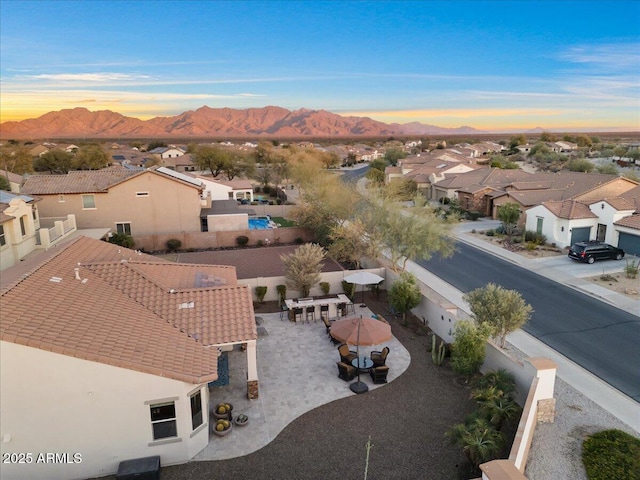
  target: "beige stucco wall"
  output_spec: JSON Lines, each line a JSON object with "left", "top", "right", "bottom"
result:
{"left": 0, "top": 341, "right": 210, "bottom": 480}
{"left": 32, "top": 171, "right": 202, "bottom": 237}
{"left": 208, "top": 213, "right": 248, "bottom": 231}
{"left": 0, "top": 199, "right": 38, "bottom": 270}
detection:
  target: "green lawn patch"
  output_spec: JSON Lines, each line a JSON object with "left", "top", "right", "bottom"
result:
{"left": 271, "top": 217, "right": 296, "bottom": 227}
{"left": 582, "top": 429, "right": 640, "bottom": 480}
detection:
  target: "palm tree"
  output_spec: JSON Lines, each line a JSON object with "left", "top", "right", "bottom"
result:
{"left": 447, "top": 416, "right": 504, "bottom": 471}
{"left": 473, "top": 369, "right": 517, "bottom": 397}
{"left": 480, "top": 396, "right": 521, "bottom": 431}
{"left": 471, "top": 385, "right": 505, "bottom": 404}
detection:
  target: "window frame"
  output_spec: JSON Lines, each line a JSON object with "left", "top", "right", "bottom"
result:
{"left": 0, "top": 224, "right": 5, "bottom": 247}
{"left": 19, "top": 215, "right": 27, "bottom": 236}
{"left": 190, "top": 389, "right": 203, "bottom": 431}
{"left": 81, "top": 194, "right": 96, "bottom": 210}
{"left": 149, "top": 401, "right": 178, "bottom": 441}
{"left": 115, "top": 222, "right": 132, "bottom": 236}
{"left": 135, "top": 191, "right": 149, "bottom": 197}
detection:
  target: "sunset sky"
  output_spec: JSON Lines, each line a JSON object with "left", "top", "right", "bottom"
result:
{"left": 1, "top": 0, "right": 639, "bottom": 132}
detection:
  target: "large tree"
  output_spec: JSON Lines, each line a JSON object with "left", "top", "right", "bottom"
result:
{"left": 463, "top": 283, "right": 533, "bottom": 348}
{"left": 365, "top": 195, "right": 455, "bottom": 273}
{"left": 193, "top": 144, "right": 230, "bottom": 177}
{"left": 496, "top": 202, "right": 520, "bottom": 239}
{"left": 0, "top": 146, "right": 33, "bottom": 175}
{"left": 72, "top": 145, "right": 109, "bottom": 170}
{"left": 33, "top": 148, "right": 73, "bottom": 174}
{"left": 328, "top": 219, "right": 379, "bottom": 269}
{"left": 388, "top": 272, "right": 422, "bottom": 325}
{"left": 383, "top": 146, "right": 406, "bottom": 166}
{"left": 280, "top": 243, "right": 325, "bottom": 298}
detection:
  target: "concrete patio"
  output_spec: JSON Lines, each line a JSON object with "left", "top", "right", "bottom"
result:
{"left": 194, "top": 304, "right": 411, "bottom": 461}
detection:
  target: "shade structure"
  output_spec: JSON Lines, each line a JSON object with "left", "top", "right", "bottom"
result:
{"left": 343, "top": 271, "right": 384, "bottom": 306}
{"left": 330, "top": 316, "right": 392, "bottom": 347}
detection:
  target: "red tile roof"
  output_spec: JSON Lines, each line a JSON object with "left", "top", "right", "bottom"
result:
{"left": 542, "top": 200, "right": 597, "bottom": 219}
{"left": 1, "top": 236, "right": 256, "bottom": 384}
{"left": 614, "top": 215, "right": 640, "bottom": 230}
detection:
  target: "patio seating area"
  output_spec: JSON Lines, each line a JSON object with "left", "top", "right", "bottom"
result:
{"left": 197, "top": 304, "right": 410, "bottom": 461}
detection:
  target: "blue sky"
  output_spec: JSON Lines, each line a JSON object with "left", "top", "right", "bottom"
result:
{"left": 1, "top": 0, "right": 639, "bottom": 131}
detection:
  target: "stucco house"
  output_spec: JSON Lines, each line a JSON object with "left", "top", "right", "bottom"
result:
{"left": 0, "top": 236, "right": 257, "bottom": 479}
{"left": 21, "top": 166, "right": 204, "bottom": 239}
{"left": 148, "top": 146, "right": 185, "bottom": 159}
{"left": 525, "top": 184, "right": 640, "bottom": 252}
{"left": 0, "top": 190, "right": 80, "bottom": 270}
{"left": 1, "top": 169, "right": 24, "bottom": 193}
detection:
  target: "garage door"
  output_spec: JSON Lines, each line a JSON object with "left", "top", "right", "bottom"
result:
{"left": 618, "top": 232, "right": 640, "bottom": 256}
{"left": 570, "top": 227, "right": 591, "bottom": 245}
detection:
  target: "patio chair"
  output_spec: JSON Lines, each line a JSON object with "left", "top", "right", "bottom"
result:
{"left": 345, "top": 302, "right": 356, "bottom": 315}
{"left": 322, "top": 316, "right": 332, "bottom": 334}
{"left": 320, "top": 304, "right": 329, "bottom": 321}
{"left": 280, "top": 304, "right": 289, "bottom": 321}
{"left": 337, "top": 343, "right": 357, "bottom": 364}
{"left": 370, "top": 346, "right": 390, "bottom": 367}
{"left": 336, "top": 303, "right": 347, "bottom": 319}
{"left": 369, "top": 365, "right": 389, "bottom": 384}
{"left": 291, "top": 307, "right": 303, "bottom": 324}
{"left": 337, "top": 362, "right": 357, "bottom": 382}
{"left": 305, "top": 305, "right": 316, "bottom": 323}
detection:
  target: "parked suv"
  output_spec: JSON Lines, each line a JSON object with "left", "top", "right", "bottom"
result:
{"left": 568, "top": 241, "right": 625, "bottom": 264}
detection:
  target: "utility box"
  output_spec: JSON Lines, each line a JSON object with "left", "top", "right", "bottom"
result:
{"left": 116, "top": 455, "right": 161, "bottom": 480}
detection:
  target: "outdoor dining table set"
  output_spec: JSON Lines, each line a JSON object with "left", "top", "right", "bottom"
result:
{"left": 284, "top": 294, "right": 354, "bottom": 323}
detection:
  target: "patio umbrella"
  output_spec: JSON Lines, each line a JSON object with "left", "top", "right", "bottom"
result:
{"left": 330, "top": 315, "right": 392, "bottom": 394}
{"left": 343, "top": 271, "right": 384, "bottom": 307}
{"left": 330, "top": 315, "right": 392, "bottom": 346}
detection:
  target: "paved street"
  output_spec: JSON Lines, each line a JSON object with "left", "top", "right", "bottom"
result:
{"left": 418, "top": 240, "right": 640, "bottom": 402}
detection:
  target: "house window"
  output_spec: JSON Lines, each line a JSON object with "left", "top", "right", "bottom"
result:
{"left": 58, "top": 195, "right": 65, "bottom": 203}
{"left": 150, "top": 402, "right": 177, "bottom": 440}
{"left": 20, "top": 215, "right": 27, "bottom": 236}
{"left": 190, "top": 390, "right": 203, "bottom": 430}
{"left": 0, "top": 225, "right": 5, "bottom": 246}
{"left": 536, "top": 217, "right": 543, "bottom": 234}
{"left": 116, "top": 222, "right": 132, "bottom": 235}
{"left": 82, "top": 194, "right": 96, "bottom": 209}
{"left": 136, "top": 192, "right": 149, "bottom": 197}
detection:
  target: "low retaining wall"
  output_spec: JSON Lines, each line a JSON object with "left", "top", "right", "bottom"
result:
{"left": 132, "top": 227, "right": 312, "bottom": 252}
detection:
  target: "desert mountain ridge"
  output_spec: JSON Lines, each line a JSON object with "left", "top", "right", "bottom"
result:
{"left": 0, "top": 106, "right": 485, "bottom": 138}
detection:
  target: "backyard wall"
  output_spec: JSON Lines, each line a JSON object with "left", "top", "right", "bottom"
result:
{"left": 240, "top": 267, "right": 387, "bottom": 303}
{"left": 132, "top": 227, "right": 313, "bottom": 252}
{"left": 237, "top": 204, "right": 296, "bottom": 218}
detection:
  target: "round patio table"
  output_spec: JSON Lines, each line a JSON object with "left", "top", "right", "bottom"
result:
{"left": 350, "top": 357, "right": 373, "bottom": 394}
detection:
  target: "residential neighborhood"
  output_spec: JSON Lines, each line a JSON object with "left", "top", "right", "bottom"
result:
{"left": 1, "top": 133, "right": 639, "bottom": 480}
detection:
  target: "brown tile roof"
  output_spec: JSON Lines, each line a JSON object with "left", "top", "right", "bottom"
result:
{"left": 600, "top": 197, "right": 636, "bottom": 211}
{"left": 614, "top": 214, "right": 640, "bottom": 230}
{"left": 1, "top": 236, "right": 257, "bottom": 384}
{"left": 542, "top": 200, "right": 598, "bottom": 219}
{"left": 22, "top": 168, "right": 141, "bottom": 194}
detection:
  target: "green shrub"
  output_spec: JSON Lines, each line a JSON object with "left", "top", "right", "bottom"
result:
{"left": 524, "top": 230, "right": 547, "bottom": 245}
{"left": 255, "top": 286, "right": 268, "bottom": 303}
{"left": 465, "top": 211, "right": 482, "bottom": 221}
{"left": 254, "top": 186, "right": 261, "bottom": 193}
{"left": 294, "top": 237, "right": 304, "bottom": 245}
{"left": 166, "top": 238, "right": 182, "bottom": 252}
{"left": 582, "top": 429, "right": 640, "bottom": 480}
{"left": 485, "top": 229, "right": 495, "bottom": 237}
{"left": 262, "top": 185, "right": 272, "bottom": 194}
{"left": 236, "top": 235, "right": 249, "bottom": 247}
{"left": 276, "top": 284, "right": 287, "bottom": 305}
{"left": 257, "top": 239, "right": 264, "bottom": 247}
{"left": 526, "top": 241, "right": 537, "bottom": 250}
{"left": 320, "top": 281, "right": 330, "bottom": 296}
{"left": 342, "top": 280, "right": 356, "bottom": 299}
{"left": 109, "top": 233, "right": 135, "bottom": 249}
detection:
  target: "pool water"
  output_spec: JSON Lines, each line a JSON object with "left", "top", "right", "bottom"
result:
{"left": 249, "top": 218, "right": 271, "bottom": 229}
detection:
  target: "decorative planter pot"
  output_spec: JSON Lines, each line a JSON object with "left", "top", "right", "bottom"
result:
{"left": 212, "top": 403, "right": 233, "bottom": 420}
{"left": 234, "top": 414, "right": 249, "bottom": 427}
{"left": 212, "top": 420, "right": 233, "bottom": 437}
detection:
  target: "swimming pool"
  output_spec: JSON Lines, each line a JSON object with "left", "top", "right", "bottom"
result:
{"left": 248, "top": 217, "right": 271, "bottom": 229}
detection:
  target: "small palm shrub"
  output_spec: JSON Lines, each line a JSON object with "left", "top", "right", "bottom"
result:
{"left": 319, "top": 281, "right": 330, "bottom": 296}
{"left": 166, "top": 238, "right": 182, "bottom": 252}
{"left": 625, "top": 259, "right": 639, "bottom": 279}
{"left": 236, "top": 235, "right": 249, "bottom": 247}
{"left": 276, "top": 285, "right": 287, "bottom": 305}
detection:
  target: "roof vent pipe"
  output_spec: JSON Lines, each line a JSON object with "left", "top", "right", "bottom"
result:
{"left": 74, "top": 268, "right": 81, "bottom": 280}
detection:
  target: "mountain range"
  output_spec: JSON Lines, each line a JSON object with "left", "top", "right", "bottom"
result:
{"left": 0, "top": 106, "right": 484, "bottom": 138}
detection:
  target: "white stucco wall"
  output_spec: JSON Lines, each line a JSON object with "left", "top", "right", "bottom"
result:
{"left": 0, "top": 341, "right": 210, "bottom": 480}
{"left": 0, "top": 199, "right": 38, "bottom": 271}
{"left": 198, "top": 177, "right": 233, "bottom": 201}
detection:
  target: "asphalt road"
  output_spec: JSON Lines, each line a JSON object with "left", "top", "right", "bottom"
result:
{"left": 418, "top": 241, "right": 640, "bottom": 402}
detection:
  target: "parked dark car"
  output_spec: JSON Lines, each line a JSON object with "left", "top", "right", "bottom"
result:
{"left": 568, "top": 241, "right": 625, "bottom": 263}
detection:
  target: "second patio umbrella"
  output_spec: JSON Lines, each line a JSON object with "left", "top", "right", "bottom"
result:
{"left": 343, "top": 271, "right": 384, "bottom": 307}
